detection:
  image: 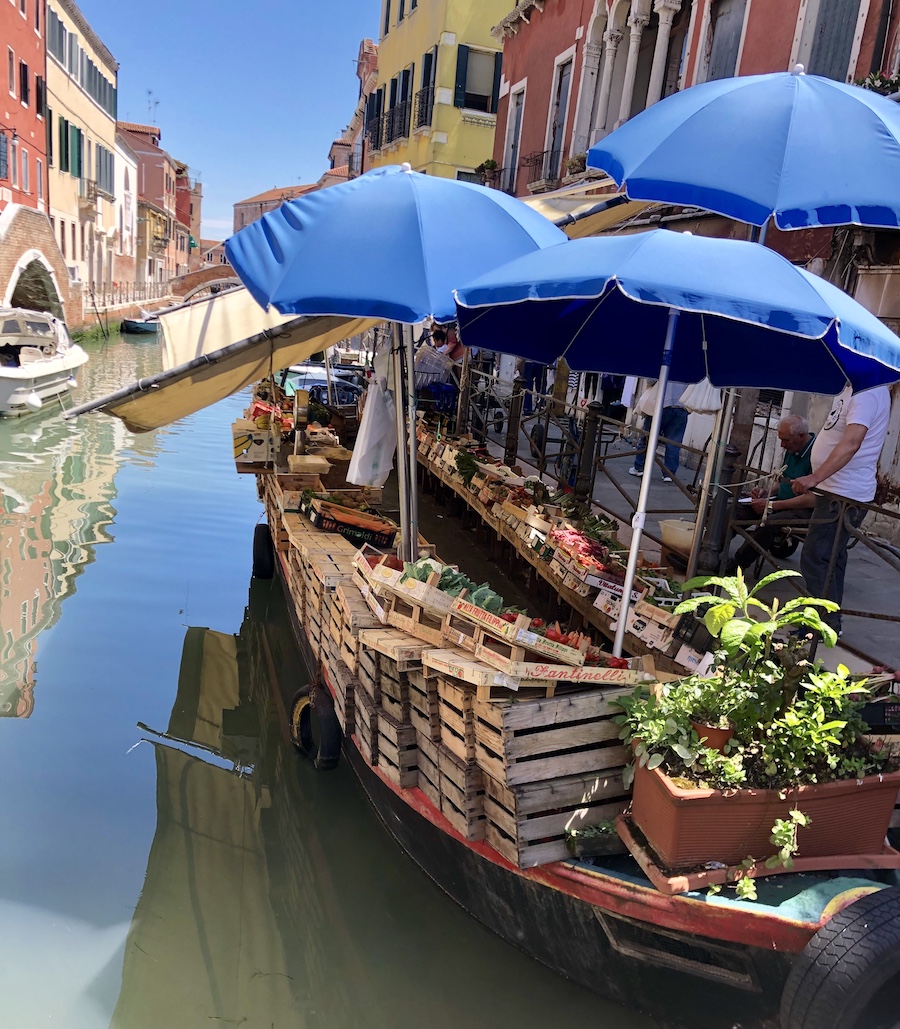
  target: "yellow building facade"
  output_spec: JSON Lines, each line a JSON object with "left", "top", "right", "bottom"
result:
{"left": 366, "top": 0, "right": 510, "bottom": 180}
{"left": 45, "top": 0, "right": 118, "bottom": 288}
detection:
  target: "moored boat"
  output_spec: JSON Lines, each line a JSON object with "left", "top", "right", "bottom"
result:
{"left": 121, "top": 316, "right": 160, "bottom": 334}
{"left": 241, "top": 399, "right": 900, "bottom": 1029}
{"left": 0, "top": 308, "right": 88, "bottom": 416}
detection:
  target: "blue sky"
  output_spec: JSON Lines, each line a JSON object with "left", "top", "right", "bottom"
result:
{"left": 80, "top": 0, "right": 379, "bottom": 241}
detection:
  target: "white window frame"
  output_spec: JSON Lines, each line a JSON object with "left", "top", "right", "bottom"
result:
{"left": 8, "top": 47, "right": 15, "bottom": 97}
{"left": 10, "top": 138, "right": 17, "bottom": 187}
{"left": 543, "top": 45, "right": 577, "bottom": 165}
{"left": 36, "top": 157, "right": 43, "bottom": 200}
{"left": 20, "top": 146, "right": 28, "bottom": 192}
{"left": 503, "top": 78, "right": 527, "bottom": 193}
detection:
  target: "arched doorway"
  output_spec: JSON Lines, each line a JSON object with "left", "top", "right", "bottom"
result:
{"left": 7, "top": 257, "right": 64, "bottom": 318}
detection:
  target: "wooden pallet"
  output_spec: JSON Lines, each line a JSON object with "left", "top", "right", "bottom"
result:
{"left": 482, "top": 767, "right": 629, "bottom": 869}
{"left": 473, "top": 687, "right": 630, "bottom": 788}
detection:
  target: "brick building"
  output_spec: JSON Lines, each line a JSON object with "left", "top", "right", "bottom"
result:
{"left": 232, "top": 184, "right": 318, "bottom": 234}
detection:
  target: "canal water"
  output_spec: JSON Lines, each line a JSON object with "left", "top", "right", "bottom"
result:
{"left": 0, "top": 330, "right": 659, "bottom": 1029}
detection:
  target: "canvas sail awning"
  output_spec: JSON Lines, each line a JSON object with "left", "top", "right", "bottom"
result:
{"left": 66, "top": 284, "right": 378, "bottom": 433}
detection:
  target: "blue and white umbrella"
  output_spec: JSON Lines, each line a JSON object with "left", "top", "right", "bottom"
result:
{"left": 455, "top": 229, "right": 900, "bottom": 652}
{"left": 587, "top": 67, "right": 900, "bottom": 230}
{"left": 225, "top": 163, "right": 566, "bottom": 558}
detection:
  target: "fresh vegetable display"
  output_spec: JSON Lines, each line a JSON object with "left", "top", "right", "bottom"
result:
{"left": 455, "top": 450, "right": 480, "bottom": 485}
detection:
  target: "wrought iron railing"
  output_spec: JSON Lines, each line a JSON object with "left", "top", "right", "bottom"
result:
{"left": 414, "top": 86, "right": 434, "bottom": 130}
{"left": 522, "top": 149, "right": 563, "bottom": 187}
{"left": 384, "top": 100, "right": 412, "bottom": 145}
{"left": 365, "top": 116, "right": 383, "bottom": 152}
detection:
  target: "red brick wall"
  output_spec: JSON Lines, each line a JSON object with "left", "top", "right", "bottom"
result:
{"left": 738, "top": 0, "right": 803, "bottom": 75}
{"left": 0, "top": 204, "right": 79, "bottom": 322}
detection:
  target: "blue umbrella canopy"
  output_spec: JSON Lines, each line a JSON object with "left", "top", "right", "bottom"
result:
{"left": 587, "top": 68, "right": 900, "bottom": 230}
{"left": 224, "top": 164, "right": 567, "bottom": 323}
{"left": 454, "top": 230, "right": 900, "bottom": 395}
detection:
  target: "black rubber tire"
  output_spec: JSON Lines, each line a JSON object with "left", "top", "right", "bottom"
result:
{"left": 529, "top": 423, "right": 545, "bottom": 460}
{"left": 252, "top": 523, "right": 275, "bottom": 579}
{"left": 780, "top": 886, "right": 900, "bottom": 1029}
{"left": 290, "top": 685, "right": 342, "bottom": 771}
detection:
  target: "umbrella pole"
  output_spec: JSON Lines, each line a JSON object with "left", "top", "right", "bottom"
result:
{"left": 404, "top": 324, "right": 420, "bottom": 559}
{"left": 613, "top": 308, "right": 679, "bottom": 658}
{"left": 392, "top": 322, "right": 413, "bottom": 562}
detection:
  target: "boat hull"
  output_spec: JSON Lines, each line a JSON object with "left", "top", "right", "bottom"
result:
{"left": 344, "top": 737, "right": 788, "bottom": 1029}
{"left": 0, "top": 345, "right": 89, "bottom": 416}
{"left": 121, "top": 319, "right": 159, "bottom": 334}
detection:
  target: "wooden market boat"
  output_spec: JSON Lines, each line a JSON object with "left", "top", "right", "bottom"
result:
{"left": 240, "top": 402, "right": 900, "bottom": 1029}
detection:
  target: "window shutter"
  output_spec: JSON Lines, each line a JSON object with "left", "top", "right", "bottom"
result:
{"left": 59, "top": 117, "right": 68, "bottom": 172}
{"left": 0, "top": 134, "right": 7, "bottom": 180}
{"left": 454, "top": 45, "right": 469, "bottom": 108}
{"left": 491, "top": 52, "right": 503, "bottom": 114}
{"left": 46, "top": 107, "right": 52, "bottom": 165}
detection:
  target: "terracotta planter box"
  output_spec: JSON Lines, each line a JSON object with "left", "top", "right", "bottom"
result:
{"left": 630, "top": 759, "right": 900, "bottom": 869}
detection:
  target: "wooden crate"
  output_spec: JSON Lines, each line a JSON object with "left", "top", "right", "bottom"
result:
{"left": 416, "top": 731, "right": 441, "bottom": 809}
{"left": 354, "top": 686, "right": 378, "bottom": 766}
{"left": 357, "top": 627, "right": 428, "bottom": 670}
{"left": 437, "top": 676, "right": 476, "bottom": 762}
{"left": 442, "top": 611, "right": 479, "bottom": 653}
{"left": 473, "top": 687, "right": 630, "bottom": 788}
{"left": 357, "top": 644, "right": 379, "bottom": 684}
{"left": 336, "top": 582, "right": 383, "bottom": 632}
{"left": 438, "top": 743, "right": 485, "bottom": 841}
{"left": 407, "top": 668, "right": 440, "bottom": 743}
{"left": 387, "top": 593, "right": 446, "bottom": 647}
{"left": 377, "top": 708, "right": 418, "bottom": 789}
{"left": 483, "top": 768, "right": 630, "bottom": 869}
{"left": 355, "top": 651, "right": 381, "bottom": 707}
{"left": 329, "top": 659, "right": 356, "bottom": 736}
{"left": 380, "top": 667, "right": 410, "bottom": 723}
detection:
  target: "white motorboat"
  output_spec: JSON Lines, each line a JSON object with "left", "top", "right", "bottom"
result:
{"left": 0, "top": 308, "right": 89, "bottom": 417}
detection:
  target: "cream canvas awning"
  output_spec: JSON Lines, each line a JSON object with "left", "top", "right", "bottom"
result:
{"left": 67, "top": 285, "right": 378, "bottom": 433}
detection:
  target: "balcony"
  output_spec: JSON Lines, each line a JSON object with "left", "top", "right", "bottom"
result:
{"left": 383, "top": 100, "right": 412, "bottom": 146}
{"left": 365, "top": 116, "right": 383, "bottom": 153}
{"left": 413, "top": 86, "right": 434, "bottom": 130}
{"left": 522, "top": 149, "right": 563, "bottom": 193}
{"left": 150, "top": 234, "right": 169, "bottom": 252}
{"left": 78, "top": 177, "right": 99, "bottom": 213}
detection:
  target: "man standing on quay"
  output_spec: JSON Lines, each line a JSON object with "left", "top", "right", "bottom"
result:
{"left": 792, "top": 384, "right": 891, "bottom": 632}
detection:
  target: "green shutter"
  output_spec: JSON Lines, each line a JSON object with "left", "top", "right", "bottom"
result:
{"left": 454, "top": 45, "right": 469, "bottom": 108}
{"left": 491, "top": 52, "right": 503, "bottom": 114}
{"left": 59, "top": 117, "right": 68, "bottom": 172}
{"left": 0, "top": 133, "right": 7, "bottom": 180}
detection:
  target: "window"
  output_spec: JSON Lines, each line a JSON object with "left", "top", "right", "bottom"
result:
{"left": 10, "top": 138, "right": 17, "bottom": 187}
{"left": 8, "top": 48, "right": 14, "bottom": 95}
{"left": 19, "top": 60, "right": 29, "bottom": 105}
{"left": 704, "top": 0, "right": 748, "bottom": 82}
{"left": 71, "top": 223, "right": 76, "bottom": 260}
{"left": 34, "top": 0, "right": 39, "bottom": 32}
{"left": 20, "top": 147, "right": 28, "bottom": 192}
{"left": 416, "top": 47, "right": 437, "bottom": 128}
{"left": 453, "top": 46, "right": 502, "bottom": 113}
{"left": 35, "top": 74, "right": 44, "bottom": 116}
{"left": 456, "top": 170, "right": 481, "bottom": 183}
{"left": 60, "top": 220, "right": 66, "bottom": 258}
{"left": 0, "top": 133, "right": 7, "bottom": 180}
{"left": 19, "top": 0, "right": 25, "bottom": 17}
{"left": 382, "top": 0, "right": 391, "bottom": 36}
{"left": 68, "top": 123, "right": 83, "bottom": 178}
{"left": 411, "top": 0, "right": 416, "bottom": 8}
{"left": 548, "top": 59, "right": 573, "bottom": 180}
{"left": 398, "top": 0, "right": 405, "bottom": 20}
{"left": 36, "top": 157, "right": 42, "bottom": 199}
{"left": 504, "top": 89, "right": 525, "bottom": 192}
{"left": 80, "top": 223, "right": 85, "bottom": 261}
{"left": 46, "top": 106, "right": 52, "bottom": 165}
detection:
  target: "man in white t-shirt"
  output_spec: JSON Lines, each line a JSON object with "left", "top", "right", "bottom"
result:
{"left": 792, "top": 384, "right": 891, "bottom": 631}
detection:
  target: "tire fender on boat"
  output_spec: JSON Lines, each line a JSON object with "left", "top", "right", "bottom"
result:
{"left": 290, "top": 685, "right": 342, "bottom": 771}
{"left": 252, "top": 523, "right": 275, "bottom": 579}
{"left": 779, "top": 885, "right": 900, "bottom": 1029}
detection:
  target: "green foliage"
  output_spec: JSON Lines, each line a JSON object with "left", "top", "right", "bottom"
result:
{"left": 455, "top": 450, "right": 480, "bottom": 485}
{"left": 766, "top": 809, "right": 810, "bottom": 871}
{"left": 615, "top": 569, "right": 894, "bottom": 791}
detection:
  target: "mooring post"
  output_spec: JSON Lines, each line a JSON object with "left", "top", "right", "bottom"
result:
{"left": 504, "top": 375, "right": 526, "bottom": 467}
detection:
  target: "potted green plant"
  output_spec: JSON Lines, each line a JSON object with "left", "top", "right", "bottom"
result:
{"left": 565, "top": 153, "right": 587, "bottom": 175}
{"left": 614, "top": 569, "right": 900, "bottom": 870}
{"left": 474, "top": 158, "right": 499, "bottom": 184}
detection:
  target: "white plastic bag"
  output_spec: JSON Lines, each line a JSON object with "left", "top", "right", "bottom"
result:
{"left": 636, "top": 381, "right": 659, "bottom": 416}
{"left": 679, "top": 378, "right": 722, "bottom": 414}
{"left": 347, "top": 380, "right": 397, "bottom": 487}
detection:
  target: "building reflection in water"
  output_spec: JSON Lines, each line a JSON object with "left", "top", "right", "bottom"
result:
{"left": 0, "top": 334, "right": 162, "bottom": 717}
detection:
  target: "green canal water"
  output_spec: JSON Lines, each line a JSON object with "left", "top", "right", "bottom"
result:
{"left": 0, "top": 330, "right": 658, "bottom": 1028}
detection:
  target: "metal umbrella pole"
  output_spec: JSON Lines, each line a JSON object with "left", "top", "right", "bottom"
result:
{"left": 404, "top": 323, "right": 420, "bottom": 559}
{"left": 391, "top": 322, "right": 414, "bottom": 562}
{"left": 613, "top": 308, "right": 678, "bottom": 657}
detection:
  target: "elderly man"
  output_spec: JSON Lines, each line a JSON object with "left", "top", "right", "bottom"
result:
{"left": 792, "top": 384, "right": 891, "bottom": 633}
{"left": 728, "top": 415, "right": 816, "bottom": 575}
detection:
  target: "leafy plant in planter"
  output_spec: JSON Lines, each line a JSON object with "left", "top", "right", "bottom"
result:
{"left": 614, "top": 570, "right": 900, "bottom": 870}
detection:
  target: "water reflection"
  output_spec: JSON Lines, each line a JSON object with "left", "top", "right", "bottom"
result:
{"left": 0, "top": 334, "right": 162, "bottom": 716}
{"left": 117, "top": 579, "right": 655, "bottom": 1029}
